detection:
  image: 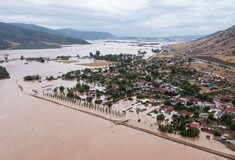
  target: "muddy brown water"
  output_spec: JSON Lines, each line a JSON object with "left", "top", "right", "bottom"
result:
{"left": 0, "top": 48, "right": 233, "bottom": 160}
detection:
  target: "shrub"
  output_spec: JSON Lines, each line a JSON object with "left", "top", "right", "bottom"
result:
{"left": 157, "top": 114, "right": 165, "bottom": 121}
{"left": 181, "top": 128, "right": 200, "bottom": 137}
{"left": 137, "top": 93, "right": 146, "bottom": 99}
{"left": 213, "top": 130, "right": 222, "bottom": 136}
{"left": 230, "top": 122, "right": 235, "bottom": 130}
{"left": 95, "top": 100, "right": 102, "bottom": 104}
{"left": 23, "top": 75, "right": 40, "bottom": 81}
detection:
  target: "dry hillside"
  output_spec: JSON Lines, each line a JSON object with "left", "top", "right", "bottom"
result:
{"left": 173, "top": 25, "right": 235, "bottom": 64}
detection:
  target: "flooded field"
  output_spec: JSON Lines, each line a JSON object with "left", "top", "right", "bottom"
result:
{"left": 0, "top": 43, "right": 233, "bottom": 160}
{"left": 0, "top": 41, "right": 166, "bottom": 60}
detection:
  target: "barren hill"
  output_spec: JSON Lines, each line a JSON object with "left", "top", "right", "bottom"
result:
{"left": 173, "top": 25, "right": 235, "bottom": 65}
{"left": 191, "top": 25, "right": 235, "bottom": 55}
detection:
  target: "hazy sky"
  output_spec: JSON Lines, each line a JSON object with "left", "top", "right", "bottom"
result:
{"left": 0, "top": 0, "right": 235, "bottom": 37}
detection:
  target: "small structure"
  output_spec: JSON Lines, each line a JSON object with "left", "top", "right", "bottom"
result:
{"left": 201, "top": 125, "right": 216, "bottom": 131}
{"left": 220, "top": 135, "right": 227, "bottom": 141}
{"left": 188, "top": 122, "right": 200, "bottom": 128}
{"left": 159, "top": 70, "right": 171, "bottom": 74}
{"left": 218, "top": 125, "right": 227, "bottom": 130}
{"left": 207, "top": 83, "right": 214, "bottom": 87}
{"left": 165, "top": 106, "right": 174, "bottom": 113}
{"left": 223, "top": 108, "right": 235, "bottom": 115}
{"left": 199, "top": 113, "right": 209, "bottom": 120}
{"left": 178, "top": 110, "right": 193, "bottom": 118}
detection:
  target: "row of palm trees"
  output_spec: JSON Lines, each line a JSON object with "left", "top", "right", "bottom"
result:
{"left": 43, "top": 93, "right": 126, "bottom": 120}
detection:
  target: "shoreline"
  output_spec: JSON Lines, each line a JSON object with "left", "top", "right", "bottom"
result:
{"left": 26, "top": 92, "right": 235, "bottom": 160}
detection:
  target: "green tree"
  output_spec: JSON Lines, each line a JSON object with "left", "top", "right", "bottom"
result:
{"left": 59, "top": 86, "right": 65, "bottom": 92}
{"left": 86, "top": 97, "right": 93, "bottom": 102}
{"left": 203, "top": 106, "right": 211, "bottom": 113}
{"left": 95, "top": 50, "right": 101, "bottom": 56}
{"left": 67, "top": 92, "right": 74, "bottom": 98}
{"left": 157, "top": 114, "right": 165, "bottom": 121}
{"left": 221, "top": 114, "right": 233, "bottom": 125}
{"left": 89, "top": 52, "right": 93, "bottom": 58}
{"left": 230, "top": 122, "right": 235, "bottom": 130}
{"left": 186, "top": 101, "right": 194, "bottom": 106}
{"left": 95, "top": 100, "right": 102, "bottom": 104}
{"left": 181, "top": 128, "right": 200, "bottom": 137}
{"left": 164, "top": 100, "right": 172, "bottom": 106}
{"left": 178, "top": 121, "right": 186, "bottom": 131}
{"left": 213, "top": 130, "right": 222, "bottom": 136}
{"left": 194, "top": 111, "right": 200, "bottom": 118}
{"left": 137, "top": 93, "right": 146, "bottom": 99}
{"left": 53, "top": 88, "right": 57, "bottom": 92}
{"left": 20, "top": 55, "right": 24, "bottom": 60}
{"left": 107, "top": 102, "right": 112, "bottom": 108}
{"left": 232, "top": 100, "right": 235, "bottom": 105}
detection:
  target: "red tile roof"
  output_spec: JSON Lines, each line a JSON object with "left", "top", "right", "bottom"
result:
{"left": 159, "top": 70, "right": 171, "bottom": 73}
{"left": 223, "top": 108, "right": 235, "bottom": 113}
{"left": 165, "top": 106, "right": 174, "bottom": 112}
{"left": 179, "top": 110, "right": 193, "bottom": 116}
{"left": 188, "top": 123, "right": 200, "bottom": 128}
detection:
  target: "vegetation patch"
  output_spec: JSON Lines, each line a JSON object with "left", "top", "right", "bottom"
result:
{"left": 24, "top": 75, "right": 40, "bottom": 81}
{"left": 0, "top": 66, "right": 10, "bottom": 79}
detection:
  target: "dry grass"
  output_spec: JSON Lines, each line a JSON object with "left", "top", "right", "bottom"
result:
{"left": 191, "top": 61, "right": 235, "bottom": 82}
{"left": 172, "top": 43, "right": 191, "bottom": 53}
{"left": 157, "top": 54, "right": 174, "bottom": 59}
{"left": 77, "top": 60, "right": 115, "bottom": 67}
{"left": 213, "top": 54, "right": 235, "bottom": 63}
{"left": 200, "top": 86, "right": 211, "bottom": 93}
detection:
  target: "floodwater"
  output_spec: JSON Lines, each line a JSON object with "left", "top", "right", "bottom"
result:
{"left": 0, "top": 43, "right": 232, "bottom": 160}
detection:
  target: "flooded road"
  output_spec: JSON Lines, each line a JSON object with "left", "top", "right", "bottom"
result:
{"left": 0, "top": 44, "right": 232, "bottom": 160}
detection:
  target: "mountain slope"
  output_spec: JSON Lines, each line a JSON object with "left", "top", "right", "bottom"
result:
{"left": 0, "top": 22, "right": 89, "bottom": 49}
{"left": 173, "top": 25, "right": 235, "bottom": 66}
{"left": 56, "top": 28, "right": 116, "bottom": 40}
{"left": 11, "top": 23, "right": 116, "bottom": 40}
{"left": 174, "top": 25, "right": 235, "bottom": 55}
{"left": 191, "top": 25, "right": 235, "bottom": 54}
{"left": 10, "top": 23, "right": 57, "bottom": 34}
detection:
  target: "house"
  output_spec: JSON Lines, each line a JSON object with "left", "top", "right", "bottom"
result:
{"left": 111, "top": 83, "right": 119, "bottom": 90}
{"left": 223, "top": 107, "right": 235, "bottom": 115}
{"left": 203, "top": 78, "right": 211, "bottom": 83}
{"left": 199, "top": 113, "right": 209, "bottom": 120}
{"left": 179, "top": 98, "right": 188, "bottom": 105}
{"left": 214, "top": 110, "right": 223, "bottom": 119}
{"left": 171, "top": 100, "right": 178, "bottom": 106}
{"left": 165, "top": 106, "right": 174, "bottom": 113}
{"left": 201, "top": 124, "right": 216, "bottom": 131}
{"left": 195, "top": 101, "right": 205, "bottom": 108}
{"left": 188, "top": 122, "right": 200, "bottom": 128}
{"left": 178, "top": 110, "right": 193, "bottom": 118}
{"left": 159, "top": 70, "right": 171, "bottom": 73}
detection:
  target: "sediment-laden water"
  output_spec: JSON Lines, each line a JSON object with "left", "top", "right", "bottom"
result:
{"left": 0, "top": 43, "right": 233, "bottom": 160}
